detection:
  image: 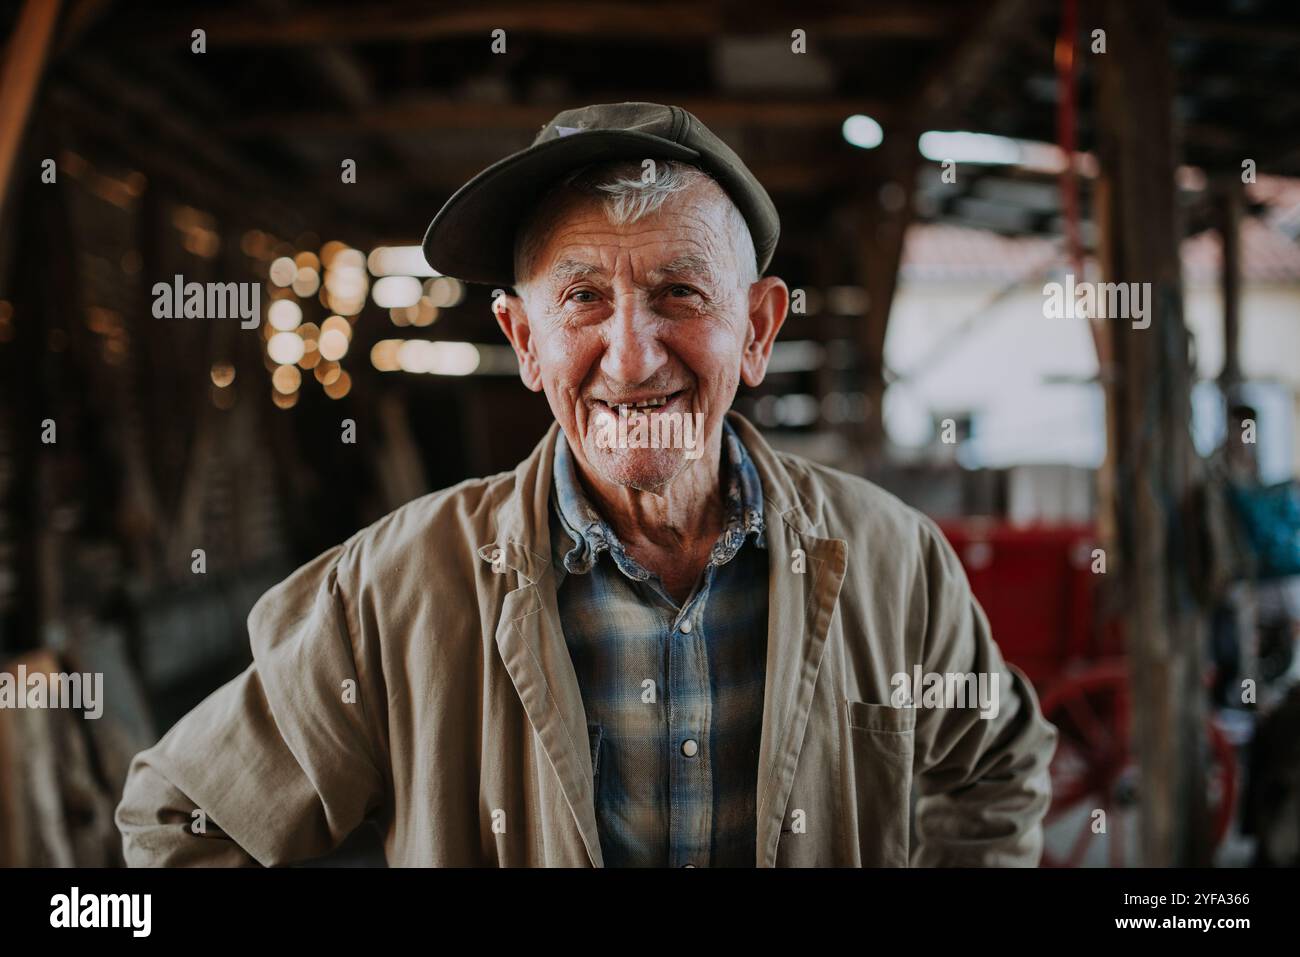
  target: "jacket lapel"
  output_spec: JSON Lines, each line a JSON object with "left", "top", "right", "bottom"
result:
{"left": 478, "top": 425, "right": 604, "bottom": 867}
{"left": 730, "top": 415, "right": 848, "bottom": 867}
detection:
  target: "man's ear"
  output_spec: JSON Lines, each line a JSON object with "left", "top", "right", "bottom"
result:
{"left": 493, "top": 290, "right": 544, "bottom": 392}
{"left": 740, "top": 276, "right": 790, "bottom": 388}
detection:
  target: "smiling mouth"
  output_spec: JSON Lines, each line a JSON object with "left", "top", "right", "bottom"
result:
{"left": 592, "top": 390, "right": 685, "bottom": 414}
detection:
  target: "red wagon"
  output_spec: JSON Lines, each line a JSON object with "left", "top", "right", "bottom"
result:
{"left": 938, "top": 519, "right": 1238, "bottom": 867}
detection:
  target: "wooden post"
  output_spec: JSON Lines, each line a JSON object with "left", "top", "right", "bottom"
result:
{"left": 1096, "top": 0, "right": 1210, "bottom": 866}
{"left": 0, "top": 0, "right": 62, "bottom": 225}
{"left": 1213, "top": 177, "right": 1243, "bottom": 394}
{"left": 856, "top": 136, "right": 917, "bottom": 472}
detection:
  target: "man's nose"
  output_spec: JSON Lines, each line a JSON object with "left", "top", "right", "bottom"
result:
{"left": 600, "top": 294, "right": 666, "bottom": 387}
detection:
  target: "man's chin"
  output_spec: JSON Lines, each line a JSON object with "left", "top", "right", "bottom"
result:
{"left": 580, "top": 443, "right": 688, "bottom": 492}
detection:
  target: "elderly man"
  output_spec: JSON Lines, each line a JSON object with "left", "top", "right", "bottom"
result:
{"left": 117, "top": 103, "right": 1056, "bottom": 868}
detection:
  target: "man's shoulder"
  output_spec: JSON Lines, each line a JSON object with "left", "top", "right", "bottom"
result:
{"left": 769, "top": 449, "right": 974, "bottom": 613}
{"left": 771, "top": 448, "right": 943, "bottom": 549}
{"left": 333, "top": 467, "right": 520, "bottom": 582}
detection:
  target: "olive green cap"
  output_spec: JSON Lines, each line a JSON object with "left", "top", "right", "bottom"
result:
{"left": 422, "top": 101, "right": 780, "bottom": 286}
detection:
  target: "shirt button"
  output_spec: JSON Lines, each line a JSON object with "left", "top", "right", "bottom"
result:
{"left": 681, "top": 738, "right": 698, "bottom": 757}
{"left": 682, "top": 863, "right": 696, "bottom": 868}
{"left": 679, "top": 619, "right": 692, "bottom": 634}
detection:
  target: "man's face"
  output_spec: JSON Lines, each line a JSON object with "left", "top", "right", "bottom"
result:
{"left": 498, "top": 181, "right": 786, "bottom": 492}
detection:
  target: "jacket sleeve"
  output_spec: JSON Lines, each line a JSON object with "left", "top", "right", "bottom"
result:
{"left": 116, "top": 546, "right": 388, "bottom": 866}
{"left": 909, "top": 521, "right": 1058, "bottom": 867}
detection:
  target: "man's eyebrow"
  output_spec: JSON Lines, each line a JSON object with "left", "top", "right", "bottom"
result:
{"left": 649, "top": 255, "right": 716, "bottom": 283}
{"left": 547, "top": 259, "right": 605, "bottom": 284}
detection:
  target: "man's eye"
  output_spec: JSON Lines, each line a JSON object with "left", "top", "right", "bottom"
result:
{"left": 568, "top": 289, "right": 599, "bottom": 303}
{"left": 668, "top": 285, "right": 697, "bottom": 298}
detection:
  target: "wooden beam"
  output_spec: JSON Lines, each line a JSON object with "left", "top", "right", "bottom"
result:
{"left": 55, "top": 0, "right": 112, "bottom": 54}
{"left": 254, "top": 0, "right": 436, "bottom": 207}
{"left": 1174, "top": 15, "right": 1300, "bottom": 49}
{"left": 0, "top": 0, "right": 63, "bottom": 224}
{"left": 45, "top": 80, "right": 400, "bottom": 250}
{"left": 837, "top": 0, "right": 1033, "bottom": 469}
{"left": 107, "top": 2, "right": 953, "bottom": 47}
{"left": 1096, "top": 0, "right": 1209, "bottom": 867}
{"left": 848, "top": 0, "right": 1046, "bottom": 445}
{"left": 855, "top": 137, "right": 918, "bottom": 471}
{"left": 842, "top": 0, "right": 1038, "bottom": 469}
{"left": 1214, "top": 176, "right": 1242, "bottom": 393}
{"left": 225, "top": 96, "right": 894, "bottom": 137}
{"left": 57, "top": 52, "right": 398, "bottom": 240}
{"left": 313, "top": 155, "right": 870, "bottom": 198}
{"left": 913, "top": 0, "right": 1043, "bottom": 123}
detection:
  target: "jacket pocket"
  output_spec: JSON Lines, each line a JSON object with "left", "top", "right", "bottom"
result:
{"left": 844, "top": 699, "right": 915, "bottom": 866}
{"left": 847, "top": 698, "right": 917, "bottom": 733}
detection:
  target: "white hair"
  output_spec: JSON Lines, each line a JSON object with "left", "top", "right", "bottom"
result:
{"left": 513, "top": 159, "right": 758, "bottom": 287}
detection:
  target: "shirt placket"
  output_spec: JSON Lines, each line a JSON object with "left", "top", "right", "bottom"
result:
{"left": 667, "top": 568, "right": 715, "bottom": 868}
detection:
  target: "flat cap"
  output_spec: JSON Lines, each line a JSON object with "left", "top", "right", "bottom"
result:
{"left": 421, "top": 102, "right": 780, "bottom": 286}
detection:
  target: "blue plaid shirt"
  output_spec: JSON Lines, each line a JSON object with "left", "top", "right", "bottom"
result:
{"left": 549, "top": 420, "right": 769, "bottom": 867}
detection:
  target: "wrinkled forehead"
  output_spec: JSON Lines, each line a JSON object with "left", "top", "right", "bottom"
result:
{"left": 527, "top": 182, "right": 739, "bottom": 284}
{"left": 548, "top": 251, "right": 721, "bottom": 289}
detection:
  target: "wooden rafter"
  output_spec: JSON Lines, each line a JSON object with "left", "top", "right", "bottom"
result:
{"left": 0, "top": 0, "right": 64, "bottom": 224}
{"left": 105, "top": 2, "right": 955, "bottom": 46}
{"left": 224, "top": 96, "right": 895, "bottom": 137}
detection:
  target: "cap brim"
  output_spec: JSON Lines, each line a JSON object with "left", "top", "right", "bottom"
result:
{"left": 422, "top": 129, "right": 700, "bottom": 286}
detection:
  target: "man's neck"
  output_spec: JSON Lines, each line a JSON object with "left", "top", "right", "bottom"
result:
{"left": 572, "top": 435, "right": 726, "bottom": 600}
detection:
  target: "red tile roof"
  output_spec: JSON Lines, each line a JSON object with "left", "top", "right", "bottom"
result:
{"left": 901, "top": 176, "right": 1300, "bottom": 283}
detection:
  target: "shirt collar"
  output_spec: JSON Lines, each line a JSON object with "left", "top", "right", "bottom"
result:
{"left": 551, "top": 418, "right": 767, "bottom": 578}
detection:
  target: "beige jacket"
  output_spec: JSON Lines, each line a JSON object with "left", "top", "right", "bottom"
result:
{"left": 117, "top": 413, "right": 1056, "bottom": 867}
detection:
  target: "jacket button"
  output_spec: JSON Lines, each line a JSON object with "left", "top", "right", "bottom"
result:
{"left": 682, "top": 863, "right": 696, "bottom": 868}
{"left": 681, "top": 738, "right": 698, "bottom": 757}
{"left": 679, "top": 619, "right": 692, "bottom": 634}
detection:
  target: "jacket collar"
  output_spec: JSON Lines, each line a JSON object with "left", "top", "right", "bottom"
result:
{"left": 476, "top": 411, "right": 826, "bottom": 571}
{"left": 477, "top": 412, "right": 847, "bottom": 867}
{"left": 550, "top": 417, "right": 767, "bottom": 581}
{"left": 474, "top": 420, "right": 559, "bottom": 584}
{"left": 725, "top": 412, "right": 831, "bottom": 537}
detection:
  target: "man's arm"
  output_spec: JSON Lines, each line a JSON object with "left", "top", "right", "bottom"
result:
{"left": 116, "top": 546, "right": 387, "bottom": 866}
{"left": 910, "top": 521, "right": 1058, "bottom": 867}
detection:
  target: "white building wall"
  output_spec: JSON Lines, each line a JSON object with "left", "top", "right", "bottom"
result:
{"left": 886, "top": 277, "right": 1300, "bottom": 478}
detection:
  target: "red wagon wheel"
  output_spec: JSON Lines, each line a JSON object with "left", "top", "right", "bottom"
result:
{"left": 1038, "top": 661, "right": 1237, "bottom": 867}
